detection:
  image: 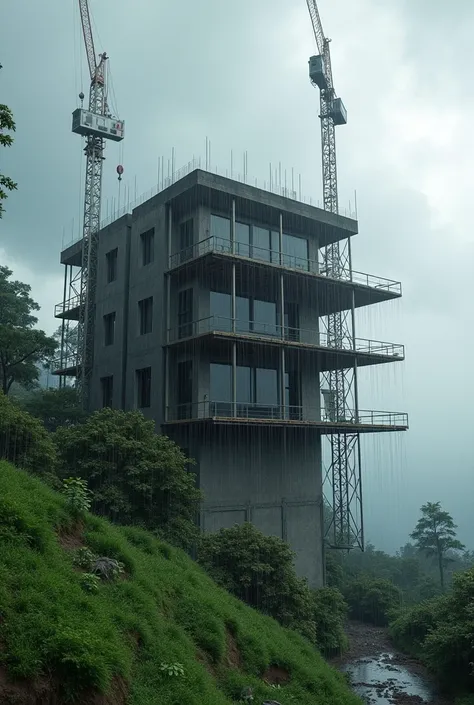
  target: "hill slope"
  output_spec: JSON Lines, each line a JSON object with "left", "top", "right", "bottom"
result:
{"left": 0, "top": 461, "right": 360, "bottom": 705}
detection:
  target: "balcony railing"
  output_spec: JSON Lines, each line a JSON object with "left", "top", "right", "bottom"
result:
{"left": 167, "top": 315, "right": 404, "bottom": 358}
{"left": 54, "top": 295, "right": 81, "bottom": 317}
{"left": 50, "top": 353, "right": 79, "bottom": 373}
{"left": 166, "top": 400, "right": 408, "bottom": 429}
{"left": 169, "top": 236, "right": 401, "bottom": 294}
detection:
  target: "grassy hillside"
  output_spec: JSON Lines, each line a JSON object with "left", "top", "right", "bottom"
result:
{"left": 0, "top": 460, "right": 360, "bottom": 705}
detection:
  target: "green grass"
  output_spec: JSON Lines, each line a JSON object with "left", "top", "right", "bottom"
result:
{"left": 0, "top": 460, "right": 361, "bottom": 704}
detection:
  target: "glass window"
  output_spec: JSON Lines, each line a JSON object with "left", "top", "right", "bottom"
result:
{"left": 236, "top": 296, "right": 250, "bottom": 332}
{"left": 138, "top": 297, "right": 153, "bottom": 335}
{"left": 180, "top": 219, "right": 194, "bottom": 262}
{"left": 210, "top": 215, "right": 231, "bottom": 250}
{"left": 177, "top": 361, "right": 192, "bottom": 419}
{"left": 178, "top": 288, "right": 193, "bottom": 338}
{"left": 106, "top": 248, "right": 118, "bottom": 283}
{"left": 103, "top": 312, "right": 116, "bottom": 346}
{"left": 210, "top": 363, "right": 232, "bottom": 417}
{"left": 271, "top": 231, "right": 280, "bottom": 263}
{"left": 253, "top": 299, "right": 277, "bottom": 336}
{"left": 136, "top": 367, "right": 151, "bottom": 408}
{"left": 100, "top": 376, "right": 113, "bottom": 408}
{"left": 236, "top": 366, "right": 252, "bottom": 404}
{"left": 282, "top": 233, "right": 308, "bottom": 270}
{"left": 252, "top": 226, "right": 271, "bottom": 262}
{"left": 285, "top": 370, "right": 301, "bottom": 419}
{"left": 140, "top": 229, "right": 155, "bottom": 266}
{"left": 235, "top": 222, "right": 250, "bottom": 257}
{"left": 210, "top": 291, "right": 231, "bottom": 331}
{"left": 255, "top": 368, "right": 278, "bottom": 406}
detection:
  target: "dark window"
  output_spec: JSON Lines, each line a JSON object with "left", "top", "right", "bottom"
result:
{"left": 136, "top": 367, "right": 151, "bottom": 408}
{"left": 180, "top": 219, "right": 194, "bottom": 262}
{"left": 177, "top": 361, "right": 193, "bottom": 419}
{"left": 210, "top": 291, "right": 231, "bottom": 331}
{"left": 140, "top": 228, "right": 155, "bottom": 266}
{"left": 103, "top": 312, "right": 116, "bottom": 346}
{"left": 285, "top": 370, "right": 301, "bottom": 418}
{"left": 210, "top": 363, "right": 232, "bottom": 417}
{"left": 251, "top": 227, "right": 280, "bottom": 263}
{"left": 138, "top": 296, "right": 153, "bottom": 335}
{"left": 210, "top": 215, "right": 231, "bottom": 248}
{"left": 284, "top": 302, "right": 299, "bottom": 341}
{"left": 253, "top": 299, "right": 278, "bottom": 336}
{"left": 106, "top": 248, "right": 118, "bottom": 283}
{"left": 100, "top": 376, "right": 113, "bottom": 408}
{"left": 282, "top": 233, "right": 308, "bottom": 270}
{"left": 235, "top": 222, "right": 250, "bottom": 257}
{"left": 178, "top": 288, "right": 193, "bottom": 338}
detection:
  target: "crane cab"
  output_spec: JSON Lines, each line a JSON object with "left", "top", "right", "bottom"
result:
{"left": 329, "top": 98, "right": 347, "bottom": 126}
{"left": 308, "top": 55, "right": 327, "bottom": 90}
{"left": 72, "top": 108, "right": 124, "bottom": 142}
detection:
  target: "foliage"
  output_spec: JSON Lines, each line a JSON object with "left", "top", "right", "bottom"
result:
{"left": 0, "top": 97, "right": 17, "bottom": 218}
{"left": 73, "top": 546, "right": 96, "bottom": 570}
{"left": 53, "top": 408, "right": 201, "bottom": 549}
{"left": 80, "top": 572, "right": 101, "bottom": 593}
{"left": 411, "top": 501, "right": 465, "bottom": 589}
{"left": 389, "top": 598, "right": 443, "bottom": 657}
{"left": 344, "top": 576, "right": 402, "bottom": 626}
{"left": 62, "top": 477, "right": 92, "bottom": 515}
{"left": 20, "top": 387, "right": 86, "bottom": 432}
{"left": 198, "top": 522, "right": 316, "bottom": 641}
{"left": 0, "top": 266, "right": 57, "bottom": 394}
{"left": 0, "top": 460, "right": 361, "bottom": 705}
{"left": 92, "top": 556, "right": 125, "bottom": 581}
{"left": 0, "top": 391, "right": 57, "bottom": 475}
{"left": 312, "top": 587, "right": 348, "bottom": 655}
{"left": 159, "top": 662, "right": 185, "bottom": 678}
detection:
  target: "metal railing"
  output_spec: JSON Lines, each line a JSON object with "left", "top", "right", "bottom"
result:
{"left": 167, "top": 315, "right": 404, "bottom": 358}
{"left": 169, "top": 235, "right": 401, "bottom": 294}
{"left": 54, "top": 295, "right": 81, "bottom": 317}
{"left": 50, "top": 353, "right": 79, "bottom": 373}
{"left": 166, "top": 400, "right": 408, "bottom": 428}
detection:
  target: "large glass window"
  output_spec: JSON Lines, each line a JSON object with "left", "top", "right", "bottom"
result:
{"left": 285, "top": 370, "right": 301, "bottom": 419}
{"left": 235, "top": 222, "right": 250, "bottom": 257}
{"left": 236, "top": 366, "right": 252, "bottom": 404}
{"left": 179, "top": 219, "right": 194, "bottom": 263}
{"left": 236, "top": 296, "right": 250, "bottom": 332}
{"left": 255, "top": 368, "right": 278, "bottom": 407}
{"left": 177, "top": 360, "right": 192, "bottom": 419}
{"left": 252, "top": 226, "right": 271, "bottom": 262}
{"left": 253, "top": 300, "right": 277, "bottom": 336}
{"left": 282, "top": 233, "right": 308, "bottom": 270}
{"left": 210, "top": 363, "right": 232, "bottom": 416}
{"left": 210, "top": 291, "right": 231, "bottom": 331}
{"left": 178, "top": 288, "right": 193, "bottom": 338}
{"left": 210, "top": 215, "right": 231, "bottom": 250}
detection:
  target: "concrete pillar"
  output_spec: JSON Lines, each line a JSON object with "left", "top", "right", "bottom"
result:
{"left": 232, "top": 342, "right": 237, "bottom": 417}
{"left": 231, "top": 198, "right": 236, "bottom": 255}
{"left": 165, "top": 205, "right": 172, "bottom": 421}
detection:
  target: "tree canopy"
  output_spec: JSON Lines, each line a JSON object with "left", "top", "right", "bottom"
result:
{"left": 0, "top": 266, "right": 57, "bottom": 394}
{"left": 20, "top": 387, "right": 86, "bottom": 432}
{"left": 411, "top": 501, "right": 465, "bottom": 590}
{"left": 53, "top": 408, "right": 202, "bottom": 549}
{"left": 0, "top": 97, "right": 17, "bottom": 218}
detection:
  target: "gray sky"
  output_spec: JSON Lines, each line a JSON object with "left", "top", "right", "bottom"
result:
{"left": 2, "top": 0, "right": 473, "bottom": 552}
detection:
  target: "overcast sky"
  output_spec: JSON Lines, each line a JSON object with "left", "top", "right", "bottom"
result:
{"left": 1, "top": 0, "right": 473, "bottom": 553}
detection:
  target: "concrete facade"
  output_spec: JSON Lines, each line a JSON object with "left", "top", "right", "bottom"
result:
{"left": 55, "top": 169, "right": 406, "bottom": 589}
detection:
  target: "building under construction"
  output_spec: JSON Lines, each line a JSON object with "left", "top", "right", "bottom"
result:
{"left": 53, "top": 168, "right": 407, "bottom": 587}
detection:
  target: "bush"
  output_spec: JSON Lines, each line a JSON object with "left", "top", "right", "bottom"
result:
{"left": 53, "top": 408, "right": 201, "bottom": 549}
{"left": 389, "top": 598, "right": 442, "bottom": 656}
{"left": 312, "top": 587, "right": 348, "bottom": 655}
{"left": 0, "top": 392, "right": 57, "bottom": 475}
{"left": 344, "top": 576, "right": 402, "bottom": 626}
{"left": 198, "top": 522, "right": 316, "bottom": 641}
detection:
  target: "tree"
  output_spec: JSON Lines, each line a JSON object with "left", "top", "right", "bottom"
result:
{"left": 0, "top": 266, "right": 57, "bottom": 395}
{"left": 411, "top": 501, "right": 465, "bottom": 590}
{"left": 0, "top": 392, "right": 57, "bottom": 476}
{"left": 53, "top": 408, "right": 202, "bottom": 549}
{"left": 0, "top": 95, "right": 17, "bottom": 217}
{"left": 21, "top": 387, "right": 86, "bottom": 432}
{"left": 198, "top": 522, "right": 316, "bottom": 641}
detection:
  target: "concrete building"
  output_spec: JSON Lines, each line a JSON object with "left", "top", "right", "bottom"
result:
{"left": 54, "top": 168, "right": 407, "bottom": 587}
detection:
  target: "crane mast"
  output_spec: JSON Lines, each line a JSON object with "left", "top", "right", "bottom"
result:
{"left": 306, "top": 0, "right": 363, "bottom": 550}
{"left": 66, "top": 0, "right": 124, "bottom": 408}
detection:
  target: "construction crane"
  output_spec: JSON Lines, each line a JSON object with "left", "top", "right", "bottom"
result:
{"left": 306, "top": 0, "right": 363, "bottom": 550}
{"left": 67, "top": 0, "right": 124, "bottom": 407}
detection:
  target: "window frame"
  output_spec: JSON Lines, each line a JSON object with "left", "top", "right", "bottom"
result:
{"left": 103, "top": 311, "right": 116, "bottom": 346}
{"left": 106, "top": 247, "right": 118, "bottom": 283}
{"left": 136, "top": 366, "right": 152, "bottom": 408}
{"left": 100, "top": 375, "right": 113, "bottom": 408}
{"left": 138, "top": 296, "right": 153, "bottom": 336}
{"left": 140, "top": 228, "right": 155, "bottom": 266}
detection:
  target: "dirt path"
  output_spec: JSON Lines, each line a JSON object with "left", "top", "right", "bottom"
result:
{"left": 331, "top": 622, "right": 453, "bottom": 705}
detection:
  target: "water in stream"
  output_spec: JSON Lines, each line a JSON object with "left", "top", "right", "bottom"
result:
{"left": 344, "top": 652, "right": 434, "bottom": 705}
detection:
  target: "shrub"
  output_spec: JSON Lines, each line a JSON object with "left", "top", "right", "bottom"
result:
{"left": 62, "top": 477, "right": 92, "bottom": 515}
{"left": 312, "top": 587, "right": 348, "bottom": 655}
{"left": 389, "top": 599, "right": 442, "bottom": 656}
{"left": 53, "top": 408, "right": 201, "bottom": 549}
{"left": 198, "top": 522, "right": 316, "bottom": 641}
{"left": 344, "top": 576, "right": 402, "bottom": 626}
{"left": 0, "top": 392, "right": 57, "bottom": 475}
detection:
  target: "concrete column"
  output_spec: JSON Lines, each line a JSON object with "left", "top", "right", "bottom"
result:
{"left": 281, "top": 347, "right": 286, "bottom": 419}
{"left": 231, "top": 263, "right": 236, "bottom": 333}
{"left": 59, "top": 264, "right": 68, "bottom": 388}
{"left": 232, "top": 342, "right": 237, "bottom": 417}
{"left": 165, "top": 205, "right": 172, "bottom": 421}
{"left": 167, "top": 203, "right": 172, "bottom": 269}
{"left": 231, "top": 198, "right": 236, "bottom": 255}
{"left": 279, "top": 212, "right": 283, "bottom": 265}
{"left": 279, "top": 272, "right": 285, "bottom": 340}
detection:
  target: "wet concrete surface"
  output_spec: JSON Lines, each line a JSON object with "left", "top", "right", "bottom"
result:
{"left": 331, "top": 622, "right": 452, "bottom": 705}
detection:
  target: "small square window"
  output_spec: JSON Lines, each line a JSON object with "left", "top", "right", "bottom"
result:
{"left": 136, "top": 367, "right": 151, "bottom": 408}
{"left": 103, "top": 312, "right": 116, "bottom": 346}
{"left": 138, "top": 297, "right": 153, "bottom": 335}
{"left": 100, "top": 376, "right": 113, "bottom": 408}
{"left": 106, "top": 248, "right": 118, "bottom": 283}
{"left": 140, "top": 228, "right": 155, "bottom": 266}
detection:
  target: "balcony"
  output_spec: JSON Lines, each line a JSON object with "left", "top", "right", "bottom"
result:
{"left": 164, "top": 401, "right": 408, "bottom": 433}
{"left": 168, "top": 236, "right": 401, "bottom": 296}
{"left": 50, "top": 353, "right": 79, "bottom": 376}
{"left": 54, "top": 295, "right": 81, "bottom": 320}
{"left": 167, "top": 316, "right": 404, "bottom": 370}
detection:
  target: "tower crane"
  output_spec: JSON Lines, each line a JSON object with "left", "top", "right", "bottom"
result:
{"left": 306, "top": 0, "right": 363, "bottom": 550}
{"left": 66, "top": 0, "right": 124, "bottom": 407}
